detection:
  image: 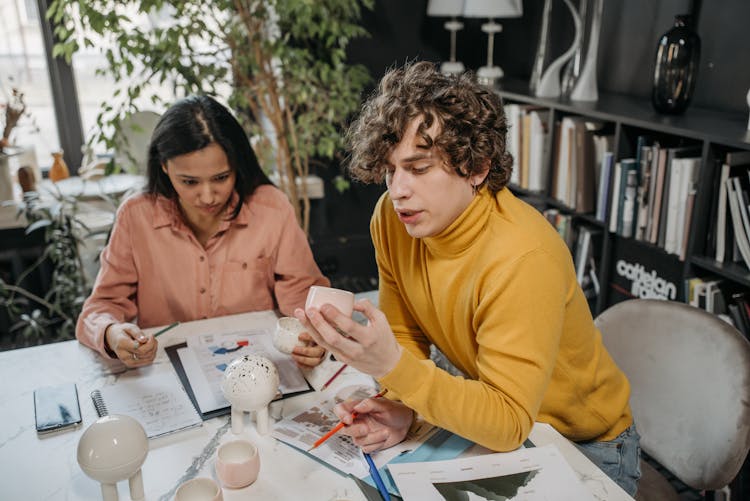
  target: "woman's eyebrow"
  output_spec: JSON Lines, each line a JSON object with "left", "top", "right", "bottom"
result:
{"left": 176, "top": 169, "right": 232, "bottom": 179}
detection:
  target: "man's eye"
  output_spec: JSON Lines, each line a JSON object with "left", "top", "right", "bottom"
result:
{"left": 412, "top": 165, "right": 430, "bottom": 174}
{"left": 182, "top": 179, "right": 197, "bottom": 186}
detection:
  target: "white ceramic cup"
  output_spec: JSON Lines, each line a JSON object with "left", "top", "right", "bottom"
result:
{"left": 215, "top": 439, "right": 261, "bottom": 489}
{"left": 273, "top": 317, "right": 306, "bottom": 354}
{"left": 305, "top": 286, "right": 355, "bottom": 317}
{"left": 175, "top": 477, "right": 223, "bottom": 501}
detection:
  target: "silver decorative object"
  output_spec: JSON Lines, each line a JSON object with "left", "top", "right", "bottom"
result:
{"left": 560, "top": 0, "right": 589, "bottom": 97}
{"left": 529, "top": 0, "right": 553, "bottom": 94}
{"left": 571, "top": 0, "right": 603, "bottom": 101}
{"left": 535, "top": 0, "right": 582, "bottom": 98}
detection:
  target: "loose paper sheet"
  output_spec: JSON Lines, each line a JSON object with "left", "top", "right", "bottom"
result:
{"left": 388, "top": 443, "right": 594, "bottom": 501}
{"left": 272, "top": 382, "right": 449, "bottom": 478}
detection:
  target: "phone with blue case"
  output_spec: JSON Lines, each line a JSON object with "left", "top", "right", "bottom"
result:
{"left": 34, "top": 382, "right": 82, "bottom": 434}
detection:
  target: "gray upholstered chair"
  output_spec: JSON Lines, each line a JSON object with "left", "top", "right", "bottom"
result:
{"left": 594, "top": 299, "right": 750, "bottom": 500}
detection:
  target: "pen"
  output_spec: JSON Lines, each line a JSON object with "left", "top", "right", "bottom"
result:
{"left": 321, "top": 363, "right": 348, "bottom": 390}
{"left": 307, "top": 388, "right": 388, "bottom": 451}
{"left": 363, "top": 451, "right": 391, "bottom": 501}
{"left": 153, "top": 321, "right": 179, "bottom": 338}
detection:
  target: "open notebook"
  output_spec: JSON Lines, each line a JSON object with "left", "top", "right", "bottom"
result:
{"left": 90, "top": 367, "right": 202, "bottom": 439}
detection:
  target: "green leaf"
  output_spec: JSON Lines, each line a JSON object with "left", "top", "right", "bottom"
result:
{"left": 25, "top": 219, "right": 53, "bottom": 235}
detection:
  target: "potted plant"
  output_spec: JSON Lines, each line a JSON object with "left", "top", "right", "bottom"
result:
{"left": 46, "top": 0, "right": 373, "bottom": 233}
{"left": 0, "top": 190, "right": 117, "bottom": 345}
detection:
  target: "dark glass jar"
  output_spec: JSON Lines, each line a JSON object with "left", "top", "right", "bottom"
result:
{"left": 652, "top": 15, "right": 701, "bottom": 114}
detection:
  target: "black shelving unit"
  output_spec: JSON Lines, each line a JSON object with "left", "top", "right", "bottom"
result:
{"left": 496, "top": 78, "right": 750, "bottom": 315}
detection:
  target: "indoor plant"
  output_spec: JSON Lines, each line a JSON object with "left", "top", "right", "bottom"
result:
{"left": 46, "top": 0, "right": 373, "bottom": 233}
{"left": 0, "top": 190, "right": 116, "bottom": 345}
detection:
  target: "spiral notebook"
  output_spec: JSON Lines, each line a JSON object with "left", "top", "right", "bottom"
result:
{"left": 90, "top": 368, "right": 202, "bottom": 439}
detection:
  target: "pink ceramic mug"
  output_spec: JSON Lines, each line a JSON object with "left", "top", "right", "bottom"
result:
{"left": 175, "top": 477, "right": 223, "bottom": 501}
{"left": 215, "top": 439, "right": 260, "bottom": 489}
{"left": 305, "top": 286, "right": 355, "bottom": 317}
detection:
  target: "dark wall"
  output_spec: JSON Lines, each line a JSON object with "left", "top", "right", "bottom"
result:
{"left": 316, "top": 0, "right": 749, "bottom": 274}
{"left": 348, "top": 0, "right": 750, "bottom": 114}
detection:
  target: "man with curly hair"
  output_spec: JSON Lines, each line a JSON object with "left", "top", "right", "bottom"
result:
{"left": 297, "top": 61, "right": 640, "bottom": 496}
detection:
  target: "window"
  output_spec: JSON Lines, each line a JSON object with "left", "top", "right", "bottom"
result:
{"left": 0, "top": 0, "right": 60, "bottom": 167}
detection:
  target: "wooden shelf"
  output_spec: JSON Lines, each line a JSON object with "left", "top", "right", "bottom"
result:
{"left": 690, "top": 255, "right": 750, "bottom": 288}
{"left": 498, "top": 79, "right": 750, "bottom": 311}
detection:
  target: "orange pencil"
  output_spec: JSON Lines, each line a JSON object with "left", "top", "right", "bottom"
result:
{"left": 307, "top": 388, "right": 388, "bottom": 452}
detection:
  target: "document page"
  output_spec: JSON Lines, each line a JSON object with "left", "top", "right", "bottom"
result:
{"left": 388, "top": 444, "right": 594, "bottom": 501}
{"left": 176, "top": 323, "right": 311, "bottom": 416}
{"left": 272, "top": 382, "right": 446, "bottom": 478}
{"left": 93, "top": 367, "right": 202, "bottom": 439}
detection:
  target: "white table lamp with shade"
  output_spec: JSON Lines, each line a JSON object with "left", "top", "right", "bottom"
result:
{"left": 463, "top": 0, "right": 523, "bottom": 86}
{"left": 427, "top": 0, "right": 466, "bottom": 76}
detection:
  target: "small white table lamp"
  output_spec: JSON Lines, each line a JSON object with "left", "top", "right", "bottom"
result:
{"left": 428, "top": 0, "right": 466, "bottom": 76}
{"left": 463, "top": 0, "right": 523, "bottom": 86}
{"left": 221, "top": 354, "right": 280, "bottom": 435}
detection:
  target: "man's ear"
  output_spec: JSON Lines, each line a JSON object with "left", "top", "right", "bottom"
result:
{"left": 469, "top": 159, "right": 491, "bottom": 186}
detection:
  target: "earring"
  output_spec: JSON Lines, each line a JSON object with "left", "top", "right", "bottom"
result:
{"left": 471, "top": 183, "right": 478, "bottom": 196}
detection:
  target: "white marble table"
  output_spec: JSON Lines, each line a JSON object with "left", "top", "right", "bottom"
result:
{"left": 0, "top": 310, "right": 633, "bottom": 500}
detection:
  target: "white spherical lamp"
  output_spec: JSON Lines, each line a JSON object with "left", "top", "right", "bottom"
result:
{"left": 77, "top": 414, "right": 149, "bottom": 501}
{"left": 221, "top": 354, "right": 280, "bottom": 435}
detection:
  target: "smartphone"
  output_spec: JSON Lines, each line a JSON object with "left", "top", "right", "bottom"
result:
{"left": 34, "top": 382, "right": 83, "bottom": 435}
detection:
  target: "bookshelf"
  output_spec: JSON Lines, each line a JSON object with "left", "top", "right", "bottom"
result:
{"left": 495, "top": 78, "right": 750, "bottom": 316}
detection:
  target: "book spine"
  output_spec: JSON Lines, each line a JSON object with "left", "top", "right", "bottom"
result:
{"left": 621, "top": 168, "right": 638, "bottom": 238}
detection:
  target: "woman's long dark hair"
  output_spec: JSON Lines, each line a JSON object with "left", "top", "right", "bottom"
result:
{"left": 146, "top": 95, "right": 271, "bottom": 219}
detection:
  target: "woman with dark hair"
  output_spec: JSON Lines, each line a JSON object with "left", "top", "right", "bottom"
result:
{"left": 77, "top": 95, "right": 329, "bottom": 368}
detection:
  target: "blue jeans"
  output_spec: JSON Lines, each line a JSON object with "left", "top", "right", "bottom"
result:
{"left": 574, "top": 424, "right": 642, "bottom": 497}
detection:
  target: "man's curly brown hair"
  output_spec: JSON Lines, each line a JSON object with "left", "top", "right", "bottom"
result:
{"left": 345, "top": 61, "right": 513, "bottom": 194}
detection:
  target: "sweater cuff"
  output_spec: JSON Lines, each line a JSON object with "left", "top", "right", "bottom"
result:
{"left": 102, "top": 323, "right": 117, "bottom": 359}
{"left": 80, "top": 313, "right": 121, "bottom": 359}
{"left": 377, "top": 347, "right": 433, "bottom": 400}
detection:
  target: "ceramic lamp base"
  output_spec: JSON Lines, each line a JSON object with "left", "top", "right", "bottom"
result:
{"left": 231, "top": 407, "right": 245, "bottom": 435}
{"left": 231, "top": 405, "right": 271, "bottom": 435}
{"left": 477, "top": 65, "right": 503, "bottom": 86}
{"left": 128, "top": 469, "right": 145, "bottom": 501}
{"left": 256, "top": 406, "right": 270, "bottom": 435}
{"left": 440, "top": 61, "right": 465, "bottom": 76}
{"left": 101, "top": 483, "right": 118, "bottom": 501}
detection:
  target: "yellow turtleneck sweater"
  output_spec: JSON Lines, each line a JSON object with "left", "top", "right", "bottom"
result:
{"left": 372, "top": 187, "right": 632, "bottom": 451}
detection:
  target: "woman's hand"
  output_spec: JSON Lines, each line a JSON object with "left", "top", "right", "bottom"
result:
{"left": 291, "top": 331, "right": 327, "bottom": 368}
{"left": 104, "top": 323, "right": 158, "bottom": 368}
{"left": 333, "top": 397, "right": 414, "bottom": 452}
{"left": 294, "top": 298, "right": 402, "bottom": 379}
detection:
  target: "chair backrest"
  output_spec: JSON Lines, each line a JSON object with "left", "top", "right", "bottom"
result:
{"left": 594, "top": 299, "right": 750, "bottom": 490}
{"left": 114, "top": 110, "right": 161, "bottom": 174}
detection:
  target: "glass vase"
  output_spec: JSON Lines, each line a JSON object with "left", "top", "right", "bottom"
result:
{"left": 49, "top": 151, "right": 70, "bottom": 182}
{"left": 652, "top": 15, "right": 701, "bottom": 114}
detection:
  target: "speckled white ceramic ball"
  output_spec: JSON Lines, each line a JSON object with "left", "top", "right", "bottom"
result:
{"left": 220, "top": 355, "right": 280, "bottom": 411}
{"left": 77, "top": 414, "right": 148, "bottom": 483}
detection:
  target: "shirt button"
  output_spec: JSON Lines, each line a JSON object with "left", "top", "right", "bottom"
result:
{"left": 242, "top": 262, "right": 247, "bottom": 270}
{"left": 199, "top": 256, "right": 205, "bottom": 262}
{"left": 200, "top": 287, "right": 206, "bottom": 294}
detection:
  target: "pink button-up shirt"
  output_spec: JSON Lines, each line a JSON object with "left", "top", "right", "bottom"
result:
{"left": 76, "top": 185, "right": 329, "bottom": 357}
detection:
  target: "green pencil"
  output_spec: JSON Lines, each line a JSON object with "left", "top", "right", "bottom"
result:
{"left": 153, "top": 321, "right": 179, "bottom": 338}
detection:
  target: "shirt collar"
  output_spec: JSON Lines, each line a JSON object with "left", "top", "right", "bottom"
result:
{"left": 151, "top": 191, "right": 248, "bottom": 230}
